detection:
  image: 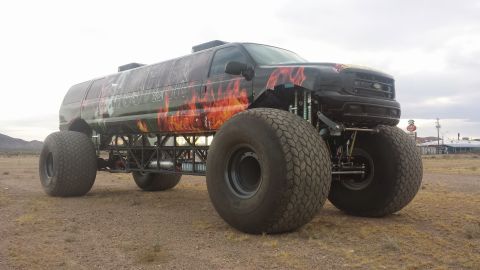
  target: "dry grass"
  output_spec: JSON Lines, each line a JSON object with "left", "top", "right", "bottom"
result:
{"left": 129, "top": 198, "right": 141, "bottom": 206}
{"left": 192, "top": 219, "right": 214, "bottom": 230}
{"left": 0, "top": 191, "right": 11, "bottom": 207}
{"left": 135, "top": 243, "right": 172, "bottom": 264}
{"left": 8, "top": 244, "right": 72, "bottom": 269}
{"left": 63, "top": 223, "right": 80, "bottom": 234}
{"left": 262, "top": 239, "right": 279, "bottom": 248}
{"left": 14, "top": 196, "right": 58, "bottom": 226}
{"left": 177, "top": 182, "right": 208, "bottom": 191}
{"left": 225, "top": 231, "right": 250, "bottom": 242}
{"left": 465, "top": 222, "right": 480, "bottom": 239}
{"left": 273, "top": 250, "right": 307, "bottom": 269}
{"left": 422, "top": 154, "right": 480, "bottom": 175}
{"left": 382, "top": 235, "right": 400, "bottom": 251}
{"left": 15, "top": 213, "right": 37, "bottom": 225}
{"left": 299, "top": 182, "right": 480, "bottom": 269}
{"left": 1, "top": 154, "right": 479, "bottom": 269}
{"left": 118, "top": 240, "right": 173, "bottom": 265}
{"left": 64, "top": 236, "right": 76, "bottom": 243}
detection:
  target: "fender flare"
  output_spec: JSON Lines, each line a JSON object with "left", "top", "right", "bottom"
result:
{"left": 67, "top": 118, "right": 92, "bottom": 137}
{"left": 250, "top": 84, "right": 310, "bottom": 110}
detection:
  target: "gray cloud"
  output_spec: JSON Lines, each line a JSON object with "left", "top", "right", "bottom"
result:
{"left": 277, "top": 0, "right": 480, "bottom": 51}
{"left": 1, "top": 0, "right": 478, "bottom": 140}
{"left": 278, "top": 0, "right": 480, "bottom": 131}
{"left": 397, "top": 65, "right": 480, "bottom": 120}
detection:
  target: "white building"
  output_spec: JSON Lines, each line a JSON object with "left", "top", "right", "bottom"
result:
{"left": 417, "top": 140, "right": 480, "bottom": 155}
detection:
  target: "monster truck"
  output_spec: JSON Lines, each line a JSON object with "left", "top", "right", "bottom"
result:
{"left": 39, "top": 40, "right": 422, "bottom": 234}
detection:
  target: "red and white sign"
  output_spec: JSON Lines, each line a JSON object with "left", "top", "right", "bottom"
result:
{"left": 407, "top": 124, "right": 416, "bottom": 132}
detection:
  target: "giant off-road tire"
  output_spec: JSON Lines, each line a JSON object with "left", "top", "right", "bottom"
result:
{"left": 132, "top": 172, "right": 181, "bottom": 191}
{"left": 39, "top": 131, "right": 97, "bottom": 197}
{"left": 328, "top": 125, "right": 423, "bottom": 217}
{"left": 207, "top": 108, "right": 331, "bottom": 234}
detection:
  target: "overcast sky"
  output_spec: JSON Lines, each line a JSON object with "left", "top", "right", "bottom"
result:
{"left": 0, "top": 0, "right": 479, "bottom": 141}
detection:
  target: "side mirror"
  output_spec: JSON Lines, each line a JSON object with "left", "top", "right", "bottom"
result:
{"left": 225, "top": 61, "right": 254, "bottom": 81}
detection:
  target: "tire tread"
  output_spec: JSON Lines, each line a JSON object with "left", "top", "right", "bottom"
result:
{"left": 226, "top": 108, "right": 331, "bottom": 233}
{"left": 39, "top": 131, "right": 97, "bottom": 197}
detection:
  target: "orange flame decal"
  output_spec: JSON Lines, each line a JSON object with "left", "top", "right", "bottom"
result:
{"left": 136, "top": 120, "right": 149, "bottom": 133}
{"left": 156, "top": 79, "right": 249, "bottom": 132}
{"left": 204, "top": 79, "right": 249, "bottom": 129}
{"left": 266, "top": 67, "right": 306, "bottom": 90}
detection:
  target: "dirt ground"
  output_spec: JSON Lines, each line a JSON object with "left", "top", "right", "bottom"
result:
{"left": 0, "top": 154, "right": 479, "bottom": 269}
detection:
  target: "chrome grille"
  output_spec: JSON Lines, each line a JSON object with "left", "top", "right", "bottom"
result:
{"left": 353, "top": 72, "right": 394, "bottom": 99}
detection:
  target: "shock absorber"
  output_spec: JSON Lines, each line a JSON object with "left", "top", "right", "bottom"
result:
{"left": 289, "top": 90, "right": 312, "bottom": 123}
{"left": 289, "top": 90, "right": 299, "bottom": 115}
{"left": 307, "top": 92, "right": 312, "bottom": 123}
{"left": 303, "top": 91, "right": 307, "bottom": 121}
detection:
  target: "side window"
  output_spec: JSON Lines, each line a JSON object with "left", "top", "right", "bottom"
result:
{"left": 189, "top": 51, "right": 212, "bottom": 81}
{"left": 127, "top": 68, "right": 147, "bottom": 92}
{"left": 169, "top": 57, "right": 194, "bottom": 85}
{"left": 85, "top": 78, "right": 106, "bottom": 100}
{"left": 168, "top": 52, "right": 211, "bottom": 84}
{"left": 62, "top": 81, "right": 91, "bottom": 104}
{"left": 144, "top": 61, "right": 174, "bottom": 90}
{"left": 209, "top": 47, "right": 247, "bottom": 76}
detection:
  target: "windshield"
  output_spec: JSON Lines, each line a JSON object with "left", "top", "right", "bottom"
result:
{"left": 243, "top": 44, "right": 307, "bottom": 65}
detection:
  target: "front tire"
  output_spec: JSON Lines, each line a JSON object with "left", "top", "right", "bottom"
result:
{"left": 207, "top": 108, "right": 331, "bottom": 234}
{"left": 132, "top": 172, "right": 181, "bottom": 191}
{"left": 328, "top": 125, "right": 423, "bottom": 217}
{"left": 39, "top": 131, "right": 97, "bottom": 197}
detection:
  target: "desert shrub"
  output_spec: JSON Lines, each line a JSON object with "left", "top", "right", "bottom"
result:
{"left": 465, "top": 222, "right": 480, "bottom": 239}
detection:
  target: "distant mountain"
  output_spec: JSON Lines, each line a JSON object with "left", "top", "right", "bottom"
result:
{"left": 0, "top": 133, "right": 43, "bottom": 152}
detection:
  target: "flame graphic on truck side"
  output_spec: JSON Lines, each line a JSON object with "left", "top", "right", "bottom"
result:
{"left": 266, "top": 67, "right": 306, "bottom": 90}
{"left": 136, "top": 120, "right": 149, "bottom": 133}
{"left": 156, "top": 79, "right": 249, "bottom": 132}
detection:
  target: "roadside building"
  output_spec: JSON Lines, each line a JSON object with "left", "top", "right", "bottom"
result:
{"left": 417, "top": 140, "right": 480, "bottom": 155}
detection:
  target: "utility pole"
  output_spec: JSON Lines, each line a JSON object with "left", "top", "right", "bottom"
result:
{"left": 435, "top": 118, "right": 441, "bottom": 149}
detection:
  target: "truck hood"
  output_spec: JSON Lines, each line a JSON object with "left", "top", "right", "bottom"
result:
{"left": 261, "top": 62, "right": 393, "bottom": 78}
{"left": 258, "top": 62, "right": 393, "bottom": 92}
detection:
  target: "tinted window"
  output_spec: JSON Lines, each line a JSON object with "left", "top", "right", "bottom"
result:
{"left": 86, "top": 78, "right": 106, "bottom": 100}
{"left": 144, "top": 61, "right": 174, "bottom": 90}
{"left": 119, "top": 68, "right": 146, "bottom": 93}
{"left": 189, "top": 52, "right": 211, "bottom": 81}
{"left": 243, "top": 44, "right": 306, "bottom": 65}
{"left": 169, "top": 52, "right": 212, "bottom": 84}
{"left": 115, "top": 68, "right": 148, "bottom": 95}
{"left": 209, "top": 47, "right": 247, "bottom": 76}
{"left": 62, "top": 81, "right": 91, "bottom": 104}
{"left": 170, "top": 57, "right": 194, "bottom": 85}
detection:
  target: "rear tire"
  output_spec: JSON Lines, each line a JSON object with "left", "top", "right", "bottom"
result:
{"left": 39, "top": 131, "right": 97, "bottom": 197}
{"left": 328, "top": 125, "right": 422, "bottom": 216}
{"left": 132, "top": 172, "right": 181, "bottom": 191}
{"left": 207, "top": 108, "right": 331, "bottom": 234}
